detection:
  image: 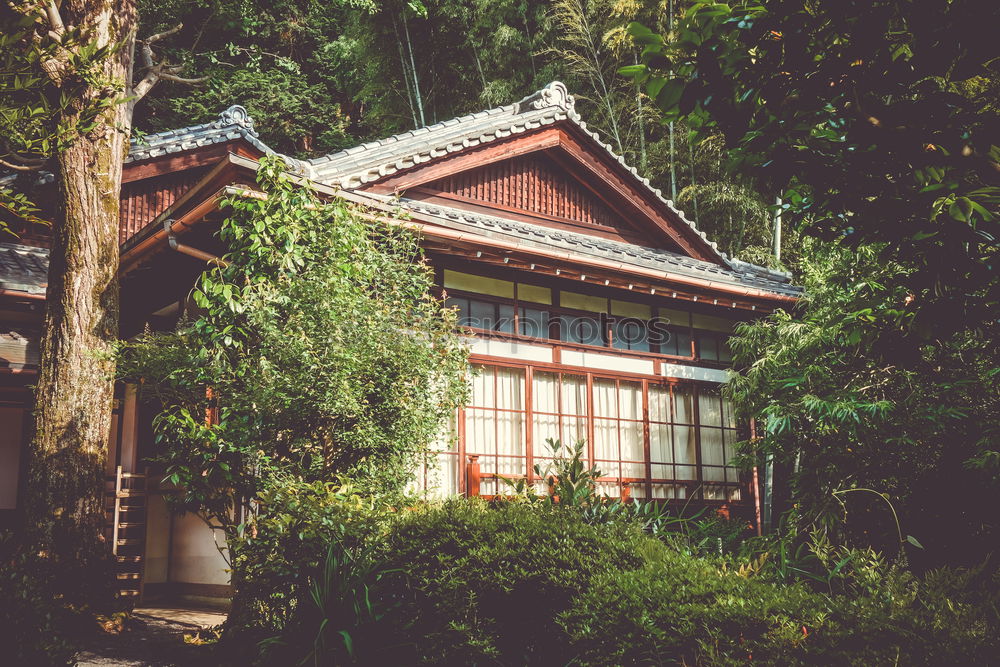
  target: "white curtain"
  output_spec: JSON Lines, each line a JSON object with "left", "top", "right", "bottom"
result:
{"left": 593, "top": 379, "right": 618, "bottom": 478}
{"left": 465, "top": 366, "right": 526, "bottom": 489}
{"left": 673, "top": 386, "right": 697, "bottom": 480}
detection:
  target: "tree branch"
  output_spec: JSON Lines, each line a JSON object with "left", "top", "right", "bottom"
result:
{"left": 44, "top": 0, "right": 65, "bottom": 39}
{"left": 0, "top": 158, "right": 46, "bottom": 172}
{"left": 131, "top": 23, "right": 207, "bottom": 102}
{"left": 157, "top": 72, "right": 209, "bottom": 85}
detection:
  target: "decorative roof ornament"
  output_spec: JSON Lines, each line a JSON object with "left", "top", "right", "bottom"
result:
{"left": 214, "top": 105, "right": 257, "bottom": 136}
{"left": 515, "top": 81, "right": 575, "bottom": 114}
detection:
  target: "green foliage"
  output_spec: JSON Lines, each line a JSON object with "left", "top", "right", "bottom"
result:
{"left": 374, "top": 500, "right": 649, "bottom": 664}
{"left": 133, "top": 1, "right": 776, "bottom": 263}
{"left": 347, "top": 500, "right": 1000, "bottom": 665}
{"left": 0, "top": 8, "right": 126, "bottom": 230}
{"left": 726, "top": 241, "right": 1000, "bottom": 566}
{"left": 0, "top": 533, "right": 77, "bottom": 665}
{"left": 628, "top": 0, "right": 1000, "bottom": 337}
{"left": 230, "top": 478, "right": 385, "bottom": 640}
{"left": 531, "top": 438, "right": 602, "bottom": 506}
{"left": 121, "top": 155, "right": 468, "bottom": 648}
{"left": 122, "top": 155, "right": 468, "bottom": 516}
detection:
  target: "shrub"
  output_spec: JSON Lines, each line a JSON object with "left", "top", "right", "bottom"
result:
{"left": 0, "top": 532, "right": 77, "bottom": 666}
{"left": 365, "top": 501, "right": 999, "bottom": 666}
{"left": 225, "top": 477, "right": 386, "bottom": 653}
{"left": 372, "top": 501, "right": 828, "bottom": 665}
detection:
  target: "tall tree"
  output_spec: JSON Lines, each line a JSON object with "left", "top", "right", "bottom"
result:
{"left": 627, "top": 0, "right": 1000, "bottom": 339}
{"left": 2, "top": 0, "right": 203, "bottom": 605}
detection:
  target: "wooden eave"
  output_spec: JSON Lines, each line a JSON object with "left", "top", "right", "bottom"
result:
{"left": 119, "top": 153, "right": 253, "bottom": 274}
{"left": 122, "top": 139, "right": 264, "bottom": 184}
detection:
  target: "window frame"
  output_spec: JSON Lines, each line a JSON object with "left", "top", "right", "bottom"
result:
{"left": 453, "top": 361, "right": 748, "bottom": 503}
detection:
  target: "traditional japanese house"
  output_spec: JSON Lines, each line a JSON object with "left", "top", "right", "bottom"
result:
{"left": 0, "top": 82, "right": 800, "bottom": 602}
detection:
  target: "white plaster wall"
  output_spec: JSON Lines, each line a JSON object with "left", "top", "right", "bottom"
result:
{"left": 464, "top": 336, "right": 553, "bottom": 362}
{"left": 0, "top": 407, "right": 24, "bottom": 509}
{"left": 661, "top": 362, "right": 731, "bottom": 384}
{"left": 169, "top": 511, "right": 230, "bottom": 585}
{"left": 143, "top": 493, "right": 171, "bottom": 584}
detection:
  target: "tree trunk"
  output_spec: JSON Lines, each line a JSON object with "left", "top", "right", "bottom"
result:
{"left": 23, "top": 0, "right": 137, "bottom": 607}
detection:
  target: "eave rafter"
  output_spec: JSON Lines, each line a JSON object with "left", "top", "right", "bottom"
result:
{"left": 422, "top": 240, "right": 775, "bottom": 314}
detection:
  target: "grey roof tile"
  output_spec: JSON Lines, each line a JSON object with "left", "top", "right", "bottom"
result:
{"left": 390, "top": 197, "right": 802, "bottom": 298}
{"left": 0, "top": 242, "right": 48, "bottom": 296}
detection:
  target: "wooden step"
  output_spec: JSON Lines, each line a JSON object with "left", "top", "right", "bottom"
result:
{"left": 117, "top": 590, "right": 140, "bottom": 598}
{"left": 116, "top": 522, "right": 146, "bottom": 529}
{"left": 116, "top": 538, "right": 143, "bottom": 547}
{"left": 114, "top": 555, "right": 143, "bottom": 563}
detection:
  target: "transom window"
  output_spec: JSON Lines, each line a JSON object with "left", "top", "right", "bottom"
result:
{"left": 442, "top": 269, "right": 734, "bottom": 362}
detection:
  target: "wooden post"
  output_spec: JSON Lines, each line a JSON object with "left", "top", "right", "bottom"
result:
{"left": 466, "top": 455, "right": 481, "bottom": 497}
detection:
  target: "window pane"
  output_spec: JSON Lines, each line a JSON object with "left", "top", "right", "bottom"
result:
{"left": 619, "top": 381, "right": 642, "bottom": 420}
{"left": 465, "top": 407, "right": 495, "bottom": 452}
{"left": 673, "top": 330, "right": 692, "bottom": 356}
{"left": 659, "top": 329, "right": 678, "bottom": 355}
{"left": 517, "top": 283, "right": 552, "bottom": 305}
{"left": 495, "top": 367, "right": 525, "bottom": 410}
{"left": 594, "top": 417, "right": 618, "bottom": 471}
{"left": 722, "top": 395, "right": 737, "bottom": 429}
{"left": 560, "top": 291, "right": 607, "bottom": 313}
{"left": 697, "top": 333, "right": 719, "bottom": 361}
{"left": 593, "top": 380, "right": 617, "bottom": 418}
{"left": 674, "top": 423, "right": 697, "bottom": 476}
{"left": 532, "top": 372, "right": 558, "bottom": 412}
{"left": 561, "top": 315, "right": 604, "bottom": 346}
{"left": 699, "top": 390, "right": 723, "bottom": 427}
{"left": 621, "top": 421, "right": 644, "bottom": 462}
{"left": 700, "top": 427, "right": 726, "bottom": 473}
{"left": 446, "top": 297, "right": 471, "bottom": 326}
{"left": 562, "top": 374, "right": 588, "bottom": 416}
{"left": 561, "top": 416, "right": 588, "bottom": 447}
{"left": 443, "top": 270, "right": 514, "bottom": 298}
{"left": 470, "top": 367, "right": 494, "bottom": 407}
{"left": 497, "top": 304, "right": 515, "bottom": 334}
{"left": 612, "top": 319, "right": 650, "bottom": 351}
{"left": 673, "top": 386, "right": 695, "bottom": 424}
{"left": 650, "top": 422, "right": 672, "bottom": 464}
{"left": 470, "top": 299, "right": 496, "bottom": 331}
{"left": 519, "top": 307, "right": 548, "bottom": 338}
{"left": 719, "top": 338, "right": 733, "bottom": 363}
{"left": 649, "top": 385, "right": 670, "bottom": 423}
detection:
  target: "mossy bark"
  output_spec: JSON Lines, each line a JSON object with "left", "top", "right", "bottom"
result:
{"left": 23, "top": 0, "right": 137, "bottom": 607}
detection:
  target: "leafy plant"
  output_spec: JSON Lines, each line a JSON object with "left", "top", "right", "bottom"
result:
{"left": 532, "top": 438, "right": 602, "bottom": 507}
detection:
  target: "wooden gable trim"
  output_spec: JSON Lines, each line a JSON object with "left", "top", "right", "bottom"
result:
{"left": 363, "top": 125, "right": 720, "bottom": 264}
{"left": 405, "top": 185, "right": 649, "bottom": 245}
{"left": 551, "top": 128, "right": 716, "bottom": 263}
{"left": 122, "top": 140, "right": 264, "bottom": 184}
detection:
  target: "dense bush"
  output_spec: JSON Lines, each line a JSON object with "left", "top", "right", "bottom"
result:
{"left": 369, "top": 501, "right": 999, "bottom": 666}
{"left": 224, "top": 478, "right": 386, "bottom": 650}
{"left": 0, "top": 533, "right": 77, "bottom": 665}
{"left": 251, "top": 498, "right": 999, "bottom": 665}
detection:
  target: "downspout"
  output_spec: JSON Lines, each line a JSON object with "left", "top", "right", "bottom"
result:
{"left": 163, "top": 219, "right": 228, "bottom": 267}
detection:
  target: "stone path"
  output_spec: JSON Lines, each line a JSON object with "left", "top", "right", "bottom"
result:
{"left": 75, "top": 606, "right": 227, "bottom": 667}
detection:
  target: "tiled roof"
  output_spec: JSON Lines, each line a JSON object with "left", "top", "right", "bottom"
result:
{"left": 127, "top": 105, "right": 274, "bottom": 163}
{"left": 305, "top": 83, "right": 729, "bottom": 265}
{"left": 0, "top": 242, "right": 48, "bottom": 296}
{"left": 0, "top": 105, "right": 283, "bottom": 188}
{"left": 0, "top": 84, "right": 800, "bottom": 300}
{"left": 383, "top": 196, "right": 801, "bottom": 298}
